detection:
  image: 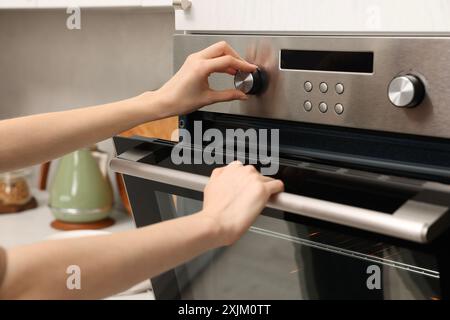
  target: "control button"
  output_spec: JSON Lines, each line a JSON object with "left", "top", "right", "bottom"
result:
{"left": 319, "top": 102, "right": 328, "bottom": 113}
{"left": 388, "top": 75, "right": 425, "bottom": 108}
{"left": 303, "top": 101, "right": 312, "bottom": 112}
{"left": 304, "top": 81, "right": 313, "bottom": 92}
{"left": 234, "top": 68, "right": 266, "bottom": 95}
{"left": 335, "top": 83, "right": 344, "bottom": 94}
{"left": 319, "top": 82, "right": 328, "bottom": 93}
{"left": 334, "top": 103, "right": 344, "bottom": 115}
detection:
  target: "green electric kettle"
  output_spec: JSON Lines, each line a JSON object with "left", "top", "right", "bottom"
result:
{"left": 49, "top": 148, "right": 113, "bottom": 226}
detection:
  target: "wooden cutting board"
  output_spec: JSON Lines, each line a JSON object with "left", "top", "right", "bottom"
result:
{"left": 117, "top": 117, "right": 179, "bottom": 215}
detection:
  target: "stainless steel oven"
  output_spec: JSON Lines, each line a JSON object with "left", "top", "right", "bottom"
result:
{"left": 112, "top": 34, "right": 450, "bottom": 300}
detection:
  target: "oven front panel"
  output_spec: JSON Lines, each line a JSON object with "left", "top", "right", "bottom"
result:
{"left": 122, "top": 173, "right": 443, "bottom": 300}
{"left": 113, "top": 137, "right": 450, "bottom": 300}
{"left": 144, "top": 189, "right": 442, "bottom": 300}
{"left": 174, "top": 35, "right": 450, "bottom": 139}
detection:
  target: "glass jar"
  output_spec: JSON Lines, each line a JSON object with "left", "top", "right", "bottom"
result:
{"left": 0, "top": 169, "right": 32, "bottom": 207}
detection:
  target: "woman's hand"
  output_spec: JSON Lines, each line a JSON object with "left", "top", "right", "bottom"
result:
{"left": 200, "top": 161, "right": 284, "bottom": 247}
{"left": 151, "top": 41, "right": 257, "bottom": 118}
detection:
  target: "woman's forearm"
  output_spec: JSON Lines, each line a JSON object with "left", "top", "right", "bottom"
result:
{"left": 0, "top": 92, "right": 165, "bottom": 173}
{"left": 0, "top": 41, "right": 257, "bottom": 173}
{"left": 0, "top": 42, "right": 272, "bottom": 300}
{"left": 0, "top": 42, "right": 257, "bottom": 172}
{"left": 0, "top": 212, "right": 221, "bottom": 300}
{"left": 0, "top": 156, "right": 284, "bottom": 300}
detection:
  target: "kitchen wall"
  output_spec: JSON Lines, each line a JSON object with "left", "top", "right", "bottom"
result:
{"left": 0, "top": 9, "right": 174, "bottom": 201}
{"left": 0, "top": 9, "right": 174, "bottom": 117}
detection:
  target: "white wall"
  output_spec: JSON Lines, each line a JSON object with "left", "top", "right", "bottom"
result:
{"left": 0, "top": 9, "right": 174, "bottom": 117}
{"left": 0, "top": 9, "right": 175, "bottom": 203}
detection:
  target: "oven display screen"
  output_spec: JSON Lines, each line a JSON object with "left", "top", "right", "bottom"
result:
{"left": 280, "top": 50, "right": 374, "bottom": 73}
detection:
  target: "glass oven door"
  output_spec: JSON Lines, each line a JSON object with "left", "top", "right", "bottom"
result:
{"left": 112, "top": 136, "right": 450, "bottom": 300}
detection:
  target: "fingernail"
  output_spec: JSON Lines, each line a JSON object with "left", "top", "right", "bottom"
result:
{"left": 240, "top": 95, "right": 249, "bottom": 100}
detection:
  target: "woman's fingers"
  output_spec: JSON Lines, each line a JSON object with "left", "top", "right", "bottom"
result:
{"left": 211, "top": 167, "right": 224, "bottom": 178}
{"left": 225, "top": 67, "right": 237, "bottom": 75}
{"left": 221, "top": 163, "right": 284, "bottom": 196}
{"left": 199, "top": 41, "right": 242, "bottom": 60}
{"left": 264, "top": 179, "right": 285, "bottom": 195}
{"left": 259, "top": 176, "right": 285, "bottom": 194}
{"left": 208, "top": 89, "right": 247, "bottom": 103}
{"left": 228, "top": 160, "right": 244, "bottom": 167}
{"left": 206, "top": 55, "right": 257, "bottom": 74}
{"left": 259, "top": 175, "right": 274, "bottom": 183}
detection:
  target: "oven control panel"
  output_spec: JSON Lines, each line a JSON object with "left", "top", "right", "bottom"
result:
{"left": 175, "top": 35, "right": 450, "bottom": 140}
{"left": 300, "top": 80, "right": 346, "bottom": 115}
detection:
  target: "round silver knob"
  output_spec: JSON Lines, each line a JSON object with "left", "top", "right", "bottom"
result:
{"left": 388, "top": 75, "right": 425, "bottom": 108}
{"left": 234, "top": 68, "right": 265, "bottom": 95}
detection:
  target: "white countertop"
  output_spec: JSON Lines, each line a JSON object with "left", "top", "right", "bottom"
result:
{"left": 0, "top": 189, "right": 155, "bottom": 300}
{"left": 0, "top": 189, "right": 134, "bottom": 247}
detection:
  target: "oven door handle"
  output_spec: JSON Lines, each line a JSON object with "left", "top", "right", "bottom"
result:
{"left": 110, "top": 157, "right": 447, "bottom": 243}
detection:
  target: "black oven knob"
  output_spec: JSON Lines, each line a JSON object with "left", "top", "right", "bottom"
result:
{"left": 388, "top": 75, "right": 425, "bottom": 108}
{"left": 234, "top": 68, "right": 265, "bottom": 95}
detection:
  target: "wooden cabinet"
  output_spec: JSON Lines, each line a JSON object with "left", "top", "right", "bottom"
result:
{"left": 175, "top": 0, "right": 450, "bottom": 33}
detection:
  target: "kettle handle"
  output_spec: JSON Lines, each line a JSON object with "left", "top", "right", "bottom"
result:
{"left": 39, "top": 161, "right": 51, "bottom": 190}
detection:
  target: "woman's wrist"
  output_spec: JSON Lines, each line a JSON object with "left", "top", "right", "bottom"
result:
{"left": 192, "top": 210, "right": 226, "bottom": 249}
{"left": 129, "top": 90, "right": 173, "bottom": 123}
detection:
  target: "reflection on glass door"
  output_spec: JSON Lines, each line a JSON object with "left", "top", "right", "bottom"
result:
{"left": 153, "top": 193, "right": 441, "bottom": 300}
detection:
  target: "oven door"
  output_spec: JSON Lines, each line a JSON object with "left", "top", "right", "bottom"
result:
{"left": 112, "top": 136, "right": 450, "bottom": 300}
